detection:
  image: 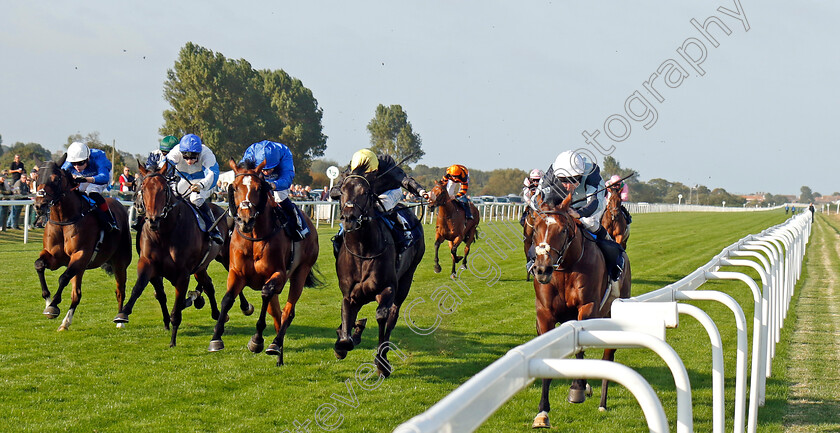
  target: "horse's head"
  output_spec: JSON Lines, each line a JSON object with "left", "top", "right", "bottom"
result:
{"left": 531, "top": 193, "right": 578, "bottom": 284}
{"left": 427, "top": 179, "right": 449, "bottom": 207}
{"left": 33, "top": 154, "right": 74, "bottom": 217}
{"left": 339, "top": 168, "right": 377, "bottom": 232}
{"left": 137, "top": 162, "right": 175, "bottom": 231}
{"left": 229, "top": 158, "right": 271, "bottom": 233}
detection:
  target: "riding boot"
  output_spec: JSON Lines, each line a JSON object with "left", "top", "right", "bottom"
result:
{"left": 199, "top": 202, "right": 224, "bottom": 245}
{"left": 620, "top": 204, "right": 632, "bottom": 225}
{"left": 332, "top": 226, "right": 345, "bottom": 259}
{"left": 526, "top": 244, "right": 536, "bottom": 274}
{"left": 459, "top": 197, "right": 473, "bottom": 220}
{"left": 279, "top": 198, "right": 308, "bottom": 241}
{"left": 592, "top": 226, "right": 624, "bottom": 282}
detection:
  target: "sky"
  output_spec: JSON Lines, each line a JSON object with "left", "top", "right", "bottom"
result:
{"left": 1, "top": 0, "right": 838, "bottom": 196}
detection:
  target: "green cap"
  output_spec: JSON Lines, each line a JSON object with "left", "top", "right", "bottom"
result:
{"left": 160, "top": 135, "right": 178, "bottom": 152}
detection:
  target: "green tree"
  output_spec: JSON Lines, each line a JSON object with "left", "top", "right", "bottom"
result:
{"left": 366, "top": 104, "right": 424, "bottom": 164}
{"left": 480, "top": 168, "right": 528, "bottom": 196}
{"left": 0, "top": 142, "right": 53, "bottom": 173}
{"left": 601, "top": 156, "right": 640, "bottom": 184}
{"left": 800, "top": 186, "right": 814, "bottom": 203}
{"left": 261, "top": 69, "right": 327, "bottom": 185}
{"left": 308, "top": 159, "right": 341, "bottom": 189}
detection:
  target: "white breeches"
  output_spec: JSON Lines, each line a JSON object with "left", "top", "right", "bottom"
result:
{"left": 273, "top": 189, "right": 290, "bottom": 202}
{"left": 174, "top": 179, "right": 212, "bottom": 206}
{"left": 79, "top": 182, "right": 107, "bottom": 194}
{"left": 445, "top": 181, "right": 460, "bottom": 197}
{"left": 577, "top": 198, "right": 607, "bottom": 232}
{"left": 379, "top": 188, "right": 402, "bottom": 212}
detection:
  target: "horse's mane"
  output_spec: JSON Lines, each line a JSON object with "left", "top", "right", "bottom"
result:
{"left": 238, "top": 159, "right": 257, "bottom": 171}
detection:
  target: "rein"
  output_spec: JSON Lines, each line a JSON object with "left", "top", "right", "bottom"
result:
{"left": 231, "top": 172, "right": 282, "bottom": 243}
{"left": 340, "top": 174, "right": 392, "bottom": 259}
{"left": 534, "top": 211, "right": 584, "bottom": 271}
{"left": 139, "top": 173, "right": 177, "bottom": 221}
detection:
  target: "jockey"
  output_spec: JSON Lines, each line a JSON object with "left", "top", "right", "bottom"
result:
{"left": 540, "top": 150, "right": 624, "bottom": 282}
{"left": 441, "top": 164, "right": 473, "bottom": 220}
{"left": 522, "top": 168, "right": 543, "bottom": 207}
{"left": 145, "top": 135, "right": 178, "bottom": 170}
{"left": 239, "top": 140, "right": 309, "bottom": 241}
{"left": 165, "top": 134, "right": 223, "bottom": 244}
{"left": 133, "top": 135, "right": 179, "bottom": 230}
{"left": 329, "top": 149, "right": 428, "bottom": 257}
{"left": 61, "top": 141, "right": 118, "bottom": 232}
{"left": 605, "top": 174, "right": 632, "bottom": 225}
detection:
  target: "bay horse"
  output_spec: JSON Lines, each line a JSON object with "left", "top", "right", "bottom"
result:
{"left": 207, "top": 159, "right": 320, "bottom": 366}
{"left": 114, "top": 162, "right": 249, "bottom": 347}
{"left": 427, "top": 179, "right": 480, "bottom": 278}
{"left": 601, "top": 184, "right": 629, "bottom": 249}
{"left": 530, "top": 193, "right": 631, "bottom": 429}
{"left": 334, "top": 170, "right": 425, "bottom": 377}
{"left": 33, "top": 155, "right": 132, "bottom": 331}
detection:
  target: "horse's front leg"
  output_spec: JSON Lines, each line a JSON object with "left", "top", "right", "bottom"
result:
{"left": 335, "top": 293, "right": 362, "bottom": 359}
{"left": 374, "top": 286, "right": 397, "bottom": 377}
{"left": 448, "top": 238, "right": 463, "bottom": 278}
{"left": 34, "top": 250, "right": 61, "bottom": 317}
{"left": 169, "top": 274, "right": 191, "bottom": 347}
{"left": 433, "top": 238, "right": 443, "bottom": 274}
{"left": 114, "top": 257, "right": 154, "bottom": 324}
{"left": 208, "top": 273, "right": 246, "bottom": 352}
{"left": 249, "top": 272, "right": 285, "bottom": 355}
{"left": 599, "top": 348, "right": 617, "bottom": 411}
{"left": 150, "top": 277, "right": 170, "bottom": 330}
{"left": 534, "top": 310, "right": 557, "bottom": 429}
{"left": 266, "top": 269, "right": 308, "bottom": 366}
{"left": 45, "top": 251, "right": 87, "bottom": 320}
{"left": 58, "top": 271, "right": 85, "bottom": 331}
{"left": 462, "top": 236, "right": 474, "bottom": 271}
{"left": 111, "top": 259, "right": 128, "bottom": 328}
{"left": 193, "top": 270, "right": 221, "bottom": 321}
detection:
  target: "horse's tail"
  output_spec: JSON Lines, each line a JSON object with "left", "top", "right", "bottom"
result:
{"left": 304, "top": 264, "right": 323, "bottom": 289}
{"left": 100, "top": 262, "right": 115, "bottom": 276}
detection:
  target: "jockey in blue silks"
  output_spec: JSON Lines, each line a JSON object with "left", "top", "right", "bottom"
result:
{"left": 165, "top": 134, "right": 223, "bottom": 244}
{"left": 61, "top": 141, "right": 118, "bottom": 232}
{"left": 239, "top": 140, "right": 309, "bottom": 241}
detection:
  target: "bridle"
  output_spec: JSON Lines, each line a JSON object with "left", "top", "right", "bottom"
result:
{"left": 340, "top": 174, "right": 378, "bottom": 233}
{"left": 533, "top": 211, "right": 584, "bottom": 271}
{"left": 138, "top": 173, "right": 177, "bottom": 222}
{"left": 230, "top": 172, "right": 283, "bottom": 242}
{"left": 35, "top": 168, "right": 90, "bottom": 226}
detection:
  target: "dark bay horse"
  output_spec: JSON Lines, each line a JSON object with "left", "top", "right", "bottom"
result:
{"left": 207, "top": 159, "right": 320, "bottom": 366}
{"left": 334, "top": 171, "right": 425, "bottom": 377}
{"left": 33, "top": 156, "right": 132, "bottom": 331}
{"left": 529, "top": 193, "right": 631, "bottom": 429}
{"left": 114, "top": 163, "right": 248, "bottom": 347}
{"left": 427, "top": 179, "right": 479, "bottom": 278}
{"left": 601, "top": 184, "right": 629, "bottom": 249}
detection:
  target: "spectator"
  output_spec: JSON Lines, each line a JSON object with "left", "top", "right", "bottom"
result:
{"left": 118, "top": 166, "right": 135, "bottom": 192}
{"left": 10, "top": 176, "right": 29, "bottom": 229}
{"left": 9, "top": 154, "right": 24, "bottom": 183}
{"left": 0, "top": 176, "right": 8, "bottom": 231}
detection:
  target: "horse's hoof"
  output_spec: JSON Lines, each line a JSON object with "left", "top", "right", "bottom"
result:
{"left": 43, "top": 306, "right": 60, "bottom": 319}
{"left": 247, "top": 336, "right": 264, "bottom": 353}
{"left": 241, "top": 303, "right": 255, "bottom": 316}
{"left": 335, "top": 338, "right": 354, "bottom": 352}
{"left": 334, "top": 349, "right": 348, "bottom": 360}
{"left": 113, "top": 313, "right": 129, "bottom": 324}
{"left": 377, "top": 364, "right": 392, "bottom": 378}
{"left": 115, "top": 323, "right": 125, "bottom": 329}
{"left": 568, "top": 388, "right": 587, "bottom": 404}
{"left": 208, "top": 340, "right": 225, "bottom": 352}
{"left": 449, "top": 273, "right": 456, "bottom": 280}
{"left": 57, "top": 325, "right": 68, "bottom": 332}
{"left": 532, "top": 411, "right": 551, "bottom": 429}
{"left": 586, "top": 383, "right": 592, "bottom": 397}
{"left": 193, "top": 295, "right": 205, "bottom": 310}
{"left": 265, "top": 343, "right": 281, "bottom": 356}
{"left": 598, "top": 406, "right": 607, "bottom": 412}
{"left": 433, "top": 265, "right": 441, "bottom": 274}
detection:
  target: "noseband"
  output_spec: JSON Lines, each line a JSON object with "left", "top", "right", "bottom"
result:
{"left": 340, "top": 175, "right": 377, "bottom": 232}
{"left": 534, "top": 211, "right": 582, "bottom": 270}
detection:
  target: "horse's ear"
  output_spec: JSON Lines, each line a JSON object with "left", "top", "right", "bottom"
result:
{"left": 256, "top": 160, "right": 266, "bottom": 172}
{"left": 137, "top": 159, "right": 148, "bottom": 176}
{"left": 57, "top": 153, "right": 67, "bottom": 168}
{"left": 559, "top": 190, "right": 574, "bottom": 210}
{"left": 229, "top": 158, "right": 238, "bottom": 172}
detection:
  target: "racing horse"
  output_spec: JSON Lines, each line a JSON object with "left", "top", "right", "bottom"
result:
{"left": 207, "top": 159, "right": 320, "bottom": 366}
{"left": 334, "top": 170, "right": 425, "bottom": 377}
{"left": 427, "top": 179, "right": 480, "bottom": 278}
{"left": 33, "top": 155, "right": 132, "bottom": 331}
{"left": 529, "top": 193, "right": 632, "bottom": 429}
{"left": 601, "top": 182, "right": 629, "bottom": 249}
{"left": 114, "top": 162, "right": 249, "bottom": 347}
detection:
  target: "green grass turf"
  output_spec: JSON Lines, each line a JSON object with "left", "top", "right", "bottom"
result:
{"left": 0, "top": 209, "right": 804, "bottom": 432}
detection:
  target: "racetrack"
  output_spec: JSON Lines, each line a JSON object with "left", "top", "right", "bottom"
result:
{"left": 0, "top": 210, "right": 819, "bottom": 432}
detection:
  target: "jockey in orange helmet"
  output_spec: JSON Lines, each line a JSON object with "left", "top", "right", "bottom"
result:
{"left": 441, "top": 164, "right": 473, "bottom": 219}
